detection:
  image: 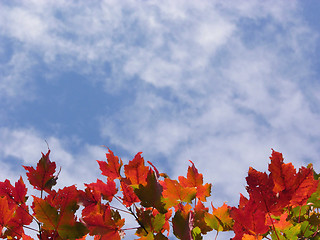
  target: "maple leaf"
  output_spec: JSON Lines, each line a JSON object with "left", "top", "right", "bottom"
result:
{"left": 230, "top": 198, "right": 269, "bottom": 240}
{"left": 124, "top": 152, "right": 149, "bottom": 186}
{"left": 266, "top": 212, "right": 292, "bottom": 231}
{"left": 23, "top": 150, "right": 57, "bottom": 194}
{"left": 32, "top": 186, "right": 88, "bottom": 239}
{"left": 0, "top": 177, "right": 28, "bottom": 206}
{"left": 267, "top": 150, "right": 318, "bottom": 208}
{"left": 120, "top": 181, "right": 140, "bottom": 207}
{"left": 152, "top": 208, "right": 172, "bottom": 236}
{"left": 135, "top": 208, "right": 166, "bottom": 237}
{"left": 85, "top": 179, "right": 118, "bottom": 202}
{"left": 289, "top": 166, "right": 318, "bottom": 207}
{"left": 246, "top": 167, "right": 281, "bottom": 214}
{"left": 4, "top": 203, "right": 33, "bottom": 238}
{"left": 0, "top": 196, "right": 16, "bottom": 235}
{"left": 0, "top": 178, "right": 32, "bottom": 238}
{"left": 268, "top": 150, "right": 296, "bottom": 194}
{"left": 205, "top": 202, "right": 233, "bottom": 232}
{"left": 178, "top": 161, "right": 211, "bottom": 201}
{"left": 79, "top": 187, "right": 101, "bottom": 217}
{"left": 97, "top": 149, "right": 123, "bottom": 180}
{"left": 179, "top": 161, "right": 203, "bottom": 187}
{"left": 172, "top": 208, "right": 194, "bottom": 240}
{"left": 193, "top": 201, "right": 212, "bottom": 234}
{"left": 82, "top": 204, "right": 125, "bottom": 240}
{"left": 161, "top": 178, "right": 197, "bottom": 208}
{"left": 135, "top": 171, "right": 167, "bottom": 214}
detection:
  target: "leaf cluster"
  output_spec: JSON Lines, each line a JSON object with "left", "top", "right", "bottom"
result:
{"left": 0, "top": 148, "right": 319, "bottom": 240}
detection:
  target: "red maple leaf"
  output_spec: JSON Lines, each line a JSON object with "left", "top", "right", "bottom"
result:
{"left": 79, "top": 187, "right": 101, "bottom": 217}
{"left": 290, "top": 165, "right": 318, "bottom": 207}
{"left": 0, "top": 177, "right": 28, "bottom": 206}
{"left": 85, "top": 179, "right": 118, "bottom": 202}
{"left": 97, "top": 149, "right": 123, "bottom": 180}
{"left": 5, "top": 203, "right": 33, "bottom": 238}
{"left": 0, "top": 178, "right": 33, "bottom": 238}
{"left": 268, "top": 150, "right": 297, "bottom": 193}
{"left": 124, "top": 152, "right": 149, "bottom": 186}
{"left": 267, "top": 149, "right": 318, "bottom": 208}
{"left": 23, "top": 150, "right": 57, "bottom": 194}
{"left": 82, "top": 204, "right": 125, "bottom": 240}
{"left": 246, "top": 167, "right": 281, "bottom": 214}
{"left": 230, "top": 198, "right": 269, "bottom": 240}
{"left": 120, "top": 181, "right": 140, "bottom": 207}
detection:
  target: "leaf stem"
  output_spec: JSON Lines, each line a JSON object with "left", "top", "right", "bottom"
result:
{"left": 109, "top": 205, "right": 131, "bottom": 214}
{"left": 114, "top": 196, "right": 149, "bottom": 235}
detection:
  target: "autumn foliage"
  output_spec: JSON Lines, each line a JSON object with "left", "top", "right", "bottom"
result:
{"left": 0, "top": 148, "right": 320, "bottom": 240}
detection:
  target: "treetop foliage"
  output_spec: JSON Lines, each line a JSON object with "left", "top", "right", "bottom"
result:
{"left": 0, "top": 148, "right": 320, "bottom": 240}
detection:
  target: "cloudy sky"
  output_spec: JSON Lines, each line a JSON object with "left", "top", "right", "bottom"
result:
{"left": 1, "top": 0, "right": 320, "bottom": 238}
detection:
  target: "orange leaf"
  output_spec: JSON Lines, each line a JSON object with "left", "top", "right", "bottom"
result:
{"left": 205, "top": 203, "right": 233, "bottom": 232}
{"left": 124, "top": 152, "right": 149, "bottom": 186}
{"left": 178, "top": 161, "right": 211, "bottom": 201}
{"left": 242, "top": 234, "right": 262, "bottom": 240}
{"left": 178, "top": 161, "right": 203, "bottom": 188}
{"left": 0, "top": 196, "right": 16, "bottom": 233}
{"left": 266, "top": 212, "right": 292, "bottom": 231}
{"left": 161, "top": 178, "right": 196, "bottom": 208}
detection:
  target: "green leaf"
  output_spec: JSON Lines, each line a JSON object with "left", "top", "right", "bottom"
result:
{"left": 283, "top": 224, "right": 300, "bottom": 240}
{"left": 191, "top": 227, "right": 202, "bottom": 240}
{"left": 153, "top": 214, "right": 166, "bottom": 232}
{"left": 58, "top": 222, "right": 89, "bottom": 239}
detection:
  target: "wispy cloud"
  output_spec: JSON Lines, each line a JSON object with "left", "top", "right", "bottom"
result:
{"left": 0, "top": 0, "right": 320, "bottom": 208}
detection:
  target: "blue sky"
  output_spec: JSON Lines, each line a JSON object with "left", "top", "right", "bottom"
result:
{"left": 1, "top": 1, "right": 320, "bottom": 238}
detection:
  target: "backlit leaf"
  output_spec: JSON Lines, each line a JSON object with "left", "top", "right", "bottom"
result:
{"left": 97, "top": 149, "right": 123, "bottom": 180}
{"left": 23, "top": 150, "right": 57, "bottom": 194}
{"left": 0, "top": 196, "right": 16, "bottom": 234}
{"left": 124, "top": 152, "right": 149, "bottom": 186}
{"left": 32, "top": 186, "right": 88, "bottom": 239}
{"left": 230, "top": 198, "right": 269, "bottom": 240}
{"left": 85, "top": 179, "right": 117, "bottom": 202}
{"left": 161, "top": 178, "right": 196, "bottom": 208}
{"left": 83, "top": 205, "right": 125, "bottom": 240}
{"left": 178, "top": 161, "right": 211, "bottom": 201}
{"left": 205, "top": 203, "right": 233, "bottom": 232}
{"left": 120, "top": 181, "right": 140, "bottom": 207}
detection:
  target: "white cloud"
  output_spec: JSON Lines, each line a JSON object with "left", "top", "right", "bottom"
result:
{"left": 0, "top": 127, "right": 106, "bottom": 189}
{"left": 1, "top": 0, "right": 320, "bottom": 209}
